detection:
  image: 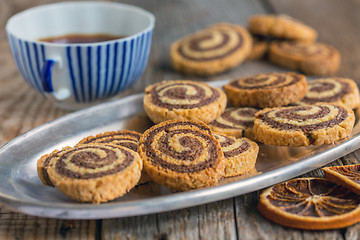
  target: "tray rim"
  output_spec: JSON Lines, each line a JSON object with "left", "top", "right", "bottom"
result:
{"left": 1, "top": 83, "right": 360, "bottom": 219}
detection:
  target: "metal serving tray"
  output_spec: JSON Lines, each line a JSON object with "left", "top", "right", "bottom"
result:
{"left": 0, "top": 79, "right": 360, "bottom": 219}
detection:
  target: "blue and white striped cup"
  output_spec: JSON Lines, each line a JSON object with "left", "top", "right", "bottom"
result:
{"left": 6, "top": 1, "right": 155, "bottom": 110}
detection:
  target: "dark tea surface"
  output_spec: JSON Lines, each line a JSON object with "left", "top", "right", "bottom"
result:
{"left": 38, "top": 33, "right": 125, "bottom": 44}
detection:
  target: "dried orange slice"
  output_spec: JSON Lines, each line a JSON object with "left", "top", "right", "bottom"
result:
{"left": 257, "top": 177, "right": 360, "bottom": 230}
{"left": 323, "top": 164, "right": 360, "bottom": 195}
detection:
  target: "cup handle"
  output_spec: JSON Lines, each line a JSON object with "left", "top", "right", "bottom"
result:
{"left": 41, "top": 59, "right": 71, "bottom": 100}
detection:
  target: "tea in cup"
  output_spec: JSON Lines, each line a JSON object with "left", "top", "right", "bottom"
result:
{"left": 6, "top": 1, "right": 155, "bottom": 110}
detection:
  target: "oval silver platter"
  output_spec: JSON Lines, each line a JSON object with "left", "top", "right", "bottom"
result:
{"left": 1, "top": 79, "right": 360, "bottom": 220}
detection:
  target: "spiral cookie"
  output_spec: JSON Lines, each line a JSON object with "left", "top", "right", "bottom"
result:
{"left": 269, "top": 41, "right": 341, "bottom": 76}
{"left": 144, "top": 80, "right": 227, "bottom": 124}
{"left": 254, "top": 103, "right": 355, "bottom": 146}
{"left": 248, "top": 14, "right": 317, "bottom": 42}
{"left": 295, "top": 78, "right": 360, "bottom": 109}
{"left": 46, "top": 144, "right": 142, "bottom": 203}
{"left": 37, "top": 148, "right": 69, "bottom": 187}
{"left": 209, "top": 107, "right": 259, "bottom": 139}
{"left": 138, "top": 120, "right": 225, "bottom": 191}
{"left": 77, "top": 130, "right": 141, "bottom": 152}
{"left": 170, "top": 22, "right": 252, "bottom": 76}
{"left": 213, "top": 133, "right": 258, "bottom": 177}
{"left": 223, "top": 72, "right": 307, "bottom": 108}
{"left": 77, "top": 130, "right": 152, "bottom": 185}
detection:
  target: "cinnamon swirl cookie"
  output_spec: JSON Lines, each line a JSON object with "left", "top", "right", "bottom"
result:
{"left": 144, "top": 80, "right": 227, "bottom": 124}
{"left": 223, "top": 72, "right": 307, "bottom": 108}
{"left": 213, "top": 133, "right": 258, "bottom": 177}
{"left": 77, "top": 130, "right": 141, "bottom": 152}
{"left": 209, "top": 107, "right": 259, "bottom": 139}
{"left": 295, "top": 78, "right": 360, "bottom": 109}
{"left": 170, "top": 22, "right": 252, "bottom": 75}
{"left": 248, "top": 14, "right": 317, "bottom": 42}
{"left": 37, "top": 148, "right": 69, "bottom": 187}
{"left": 46, "top": 144, "right": 142, "bottom": 203}
{"left": 77, "top": 130, "right": 151, "bottom": 185}
{"left": 138, "top": 120, "right": 225, "bottom": 191}
{"left": 254, "top": 103, "right": 355, "bottom": 146}
{"left": 269, "top": 41, "right": 341, "bottom": 76}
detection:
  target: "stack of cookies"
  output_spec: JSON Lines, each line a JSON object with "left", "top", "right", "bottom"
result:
{"left": 248, "top": 14, "right": 341, "bottom": 76}
{"left": 170, "top": 15, "right": 341, "bottom": 76}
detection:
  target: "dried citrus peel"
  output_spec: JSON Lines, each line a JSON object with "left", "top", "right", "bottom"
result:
{"left": 257, "top": 177, "right": 360, "bottom": 230}
{"left": 323, "top": 164, "right": 360, "bottom": 195}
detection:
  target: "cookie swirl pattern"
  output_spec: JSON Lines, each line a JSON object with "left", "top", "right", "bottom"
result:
{"left": 177, "top": 27, "right": 243, "bottom": 61}
{"left": 138, "top": 120, "right": 225, "bottom": 191}
{"left": 296, "top": 78, "right": 360, "bottom": 109}
{"left": 37, "top": 148, "right": 68, "bottom": 187}
{"left": 47, "top": 144, "right": 142, "bottom": 203}
{"left": 170, "top": 23, "right": 252, "bottom": 75}
{"left": 144, "top": 80, "right": 227, "bottom": 124}
{"left": 77, "top": 130, "right": 142, "bottom": 152}
{"left": 254, "top": 103, "right": 355, "bottom": 146}
{"left": 209, "top": 107, "right": 259, "bottom": 138}
{"left": 223, "top": 72, "right": 307, "bottom": 107}
{"left": 269, "top": 41, "right": 340, "bottom": 76}
{"left": 150, "top": 81, "right": 220, "bottom": 109}
{"left": 53, "top": 145, "right": 133, "bottom": 179}
{"left": 213, "top": 133, "right": 258, "bottom": 177}
{"left": 77, "top": 130, "right": 152, "bottom": 185}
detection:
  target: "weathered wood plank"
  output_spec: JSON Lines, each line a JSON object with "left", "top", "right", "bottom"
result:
{"left": 156, "top": 207, "right": 202, "bottom": 240}
{"left": 197, "top": 199, "right": 237, "bottom": 240}
{"left": 102, "top": 199, "right": 238, "bottom": 240}
{"left": 0, "top": 206, "right": 96, "bottom": 240}
{"left": 100, "top": 214, "right": 158, "bottom": 240}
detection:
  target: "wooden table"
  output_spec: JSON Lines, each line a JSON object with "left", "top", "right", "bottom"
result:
{"left": 1, "top": 0, "right": 360, "bottom": 239}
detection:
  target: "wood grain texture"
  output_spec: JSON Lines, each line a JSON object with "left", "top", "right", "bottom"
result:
{"left": 1, "top": 0, "right": 360, "bottom": 239}
{"left": 0, "top": 206, "right": 96, "bottom": 240}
